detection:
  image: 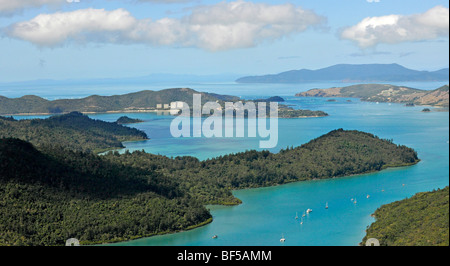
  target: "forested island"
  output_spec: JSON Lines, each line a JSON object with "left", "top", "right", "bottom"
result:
{"left": 0, "top": 88, "right": 328, "bottom": 119}
{"left": 0, "top": 112, "right": 148, "bottom": 153}
{"left": 236, "top": 64, "right": 449, "bottom": 84}
{"left": 0, "top": 88, "right": 239, "bottom": 115}
{"left": 0, "top": 111, "right": 420, "bottom": 245}
{"left": 362, "top": 186, "right": 449, "bottom": 246}
{"left": 115, "top": 116, "right": 144, "bottom": 125}
{"left": 296, "top": 84, "right": 449, "bottom": 107}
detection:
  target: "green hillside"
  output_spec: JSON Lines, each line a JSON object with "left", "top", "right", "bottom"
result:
{"left": 362, "top": 187, "right": 449, "bottom": 246}
{"left": 0, "top": 129, "right": 420, "bottom": 245}
{"left": 0, "top": 88, "right": 240, "bottom": 115}
{"left": 0, "top": 112, "right": 148, "bottom": 153}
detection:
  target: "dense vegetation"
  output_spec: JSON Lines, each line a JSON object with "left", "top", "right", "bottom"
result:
{"left": 0, "top": 138, "right": 211, "bottom": 246}
{"left": 362, "top": 187, "right": 449, "bottom": 246}
{"left": 0, "top": 128, "right": 419, "bottom": 245}
{"left": 0, "top": 112, "right": 148, "bottom": 153}
{"left": 277, "top": 108, "right": 328, "bottom": 118}
{"left": 103, "top": 129, "right": 418, "bottom": 205}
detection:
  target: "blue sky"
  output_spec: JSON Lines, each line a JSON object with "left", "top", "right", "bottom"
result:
{"left": 0, "top": 0, "right": 448, "bottom": 82}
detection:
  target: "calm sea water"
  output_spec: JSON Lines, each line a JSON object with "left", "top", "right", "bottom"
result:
{"left": 7, "top": 81, "right": 449, "bottom": 246}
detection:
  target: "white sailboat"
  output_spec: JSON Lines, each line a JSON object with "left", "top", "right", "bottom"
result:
{"left": 280, "top": 234, "right": 286, "bottom": 242}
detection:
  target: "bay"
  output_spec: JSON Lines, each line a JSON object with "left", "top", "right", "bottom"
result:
{"left": 95, "top": 97, "right": 448, "bottom": 246}
{"left": 7, "top": 81, "right": 449, "bottom": 246}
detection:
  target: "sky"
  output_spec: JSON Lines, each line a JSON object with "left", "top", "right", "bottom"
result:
{"left": 0, "top": 0, "right": 448, "bottom": 82}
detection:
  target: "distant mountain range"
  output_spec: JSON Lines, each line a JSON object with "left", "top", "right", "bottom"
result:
{"left": 236, "top": 64, "right": 449, "bottom": 83}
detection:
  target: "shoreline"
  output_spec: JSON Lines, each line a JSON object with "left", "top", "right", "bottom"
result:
{"left": 2, "top": 110, "right": 329, "bottom": 119}
{"left": 93, "top": 157, "right": 421, "bottom": 246}
{"left": 295, "top": 96, "right": 449, "bottom": 109}
{"left": 0, "top": 109, "right": 162, "bottom": 116}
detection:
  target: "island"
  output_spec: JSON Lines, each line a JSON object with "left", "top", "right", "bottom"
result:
{"left": 295, "top": 84, "right": 449, "bottom": 107}
{"left": 0, "top": 88, "right": 328, "bottom": 118}
{"left": 236, "top": 64, "right": 449, "bottom": 84}
{"left": 233, "top": 96, "right": 328, "bottom": 118}
{"left": 0, "top": 112, "right": 148, "bottom": 153}
{"left": 361, "top": 186, "right": 449, "bottom": 246}
{"left": 0, "top": 115, "right": 420, "bottom": 245}
{"left": 0, "top": 88, "right": 239, "bottom": 115}
{"left": 116, "top": 116, "right": 144, "bottom": 125}
{"left": 277, "top": 107, "right": 328, "bottom": 118}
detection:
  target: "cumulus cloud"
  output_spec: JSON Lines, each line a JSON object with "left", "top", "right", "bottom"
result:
{"left": 0, "top": 0, "right": 66, "bottom": 15}
{"left": 5, "top": 8, "right": 139, "bottom": 46}
{"left": 3, "top": 1, "right": 326, "bottom": 51}
{"left": 340, "top": 5, "right": 449, "bottom": 48}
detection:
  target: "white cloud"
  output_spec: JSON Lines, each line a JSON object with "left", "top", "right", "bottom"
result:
{"left": 5, "top": 8, "right": 138, "bottom": 46}
{"left": 3, "top": 1, "right": 326, "bottom": 51}
{"left": 340, "top": 5, "right": 449, "bottom": 48}
{"left": 0, "top": 0, "right": 65, "bottom": 15}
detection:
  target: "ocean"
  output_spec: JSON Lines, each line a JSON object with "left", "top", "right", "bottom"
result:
{"left": 5, "top": 80, "right": 449, "bottom": 246}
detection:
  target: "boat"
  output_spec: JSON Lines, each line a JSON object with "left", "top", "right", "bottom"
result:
{"left": 366, "top": 194, "right": 370, "bottom": 199}
{"left": 280, "top": 234, "right": 286, "bottom": 242}
{"left": 306, "top": 208, "right": 312, "bottom": 214}
{"left": 325, "top": 202, "right": 328, "bottom": 209}
{"left": 212, "top": 235, "right": 218, "bottom": 239}
{"left": 295, "top": 212, "right": 298, "bottom": 219}
{"left": 354, "top": 199, "right": 357, "bottom": 204}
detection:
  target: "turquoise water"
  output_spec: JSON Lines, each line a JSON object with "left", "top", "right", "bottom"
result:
{"left": 8, "top": 82, "right": 449, "bottom": 246}
{"left": 87, "top": 97, "right": 448, "bottom": 246}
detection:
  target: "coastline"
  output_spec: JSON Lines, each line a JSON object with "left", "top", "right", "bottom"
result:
{"left": 92, "top": 146, "right": 421, "bottom": 246}
{"left": 0, "top": 109, "right": 161, "bottom": 117}
{"left": 88, "top": 218, "right": 214, "bottom": 246}
{"left": 2, "top": 109, "right": 329, "bottom": 119}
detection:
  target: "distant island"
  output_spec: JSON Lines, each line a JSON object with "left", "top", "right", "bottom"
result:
{"left": 362, "top": 186, "right": 449, "bottom": 246}
{"left": 295, "top": 84, "right": 449, "bottom": 107}
{"left": 236, "top": 64, "right": 449, "bottom": 83}
{"left": 0, "top": 125, "right": 419, "bottom": 245}
{"left": 0, "top": 88, "right": 239, "bottom": 115}
{"left": 242, "top": 96, "right": 328, "bottom": 118}
{"left": 252, "top": 96, "right": 285, "bottom": 102}
{"left": 116, "top": 116, "right": 144, "bottom": 125}
{"left": 0, "top": 88, "right": 327, "bottom": 118}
